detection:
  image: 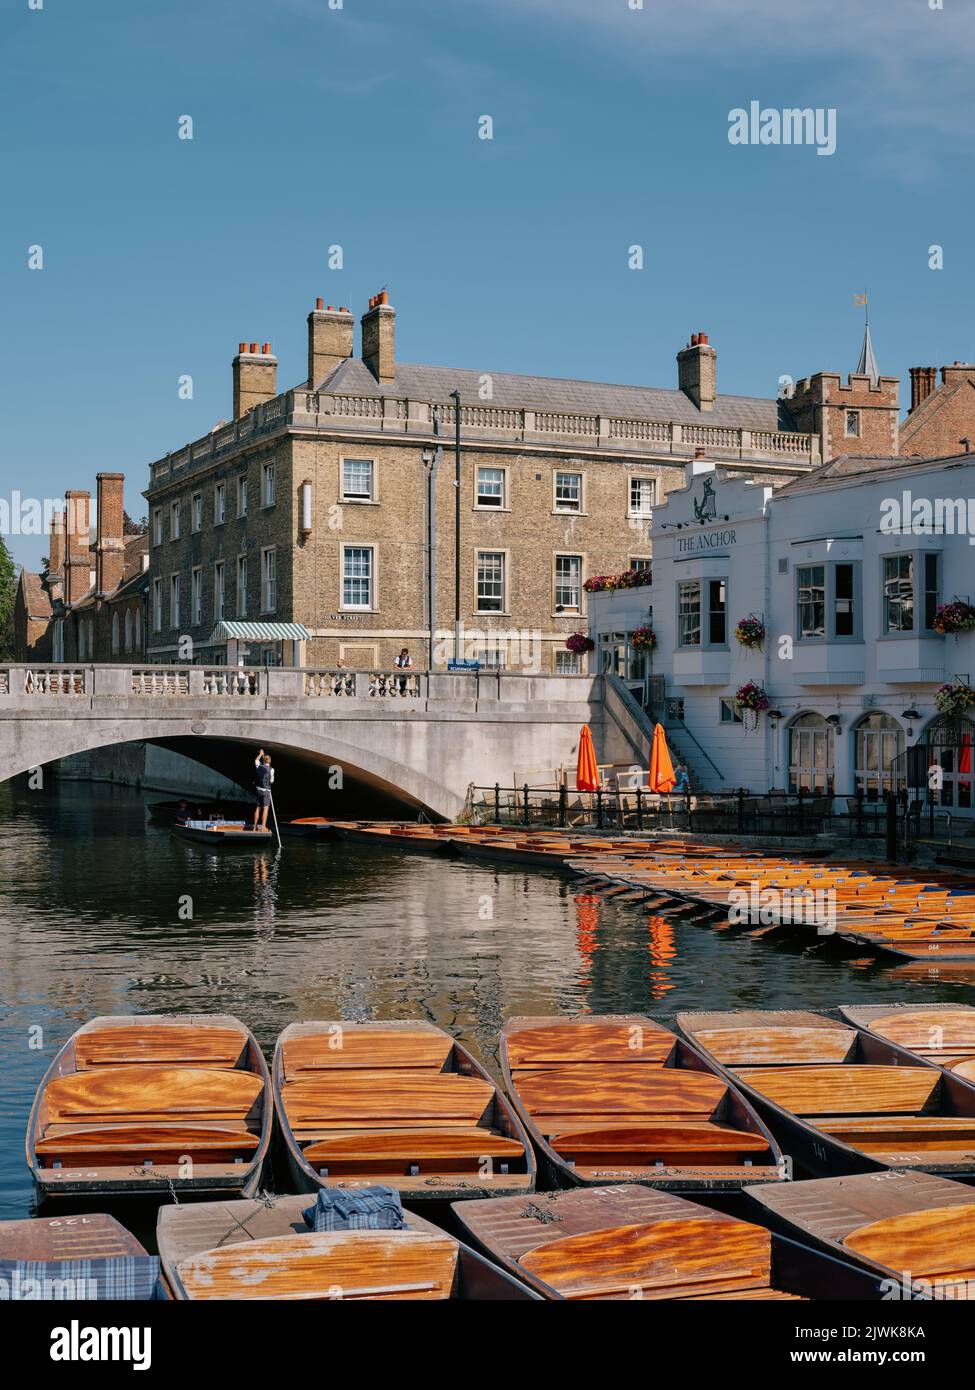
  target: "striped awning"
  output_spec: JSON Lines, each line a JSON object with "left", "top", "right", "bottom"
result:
{"left": 210, "top": 621, "right": 310, "bottom": 643}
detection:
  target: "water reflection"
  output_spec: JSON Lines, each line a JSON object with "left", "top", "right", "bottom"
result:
{"left": 1, "top": 778, "right": 974, "bottom": 1219}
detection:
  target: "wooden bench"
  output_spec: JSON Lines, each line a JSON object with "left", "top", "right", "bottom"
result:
{"left": 74, "top": 1025, "right": 246, "bottom": 1071}
{"left": 732, "top": 1065, "right": 939, "bottom": 1116}
{"left": 281, "top": 1073, "right": 494, "bottom": 1127}
{"left": 280, "top": 1031, "right": 452, "bottom": 1080}
{"left": 513, "top": 1067, "right": 727, "bottom": 1121}
{"left": 43, "top": 1066, "right": 264, "bottom": 1124}
{"left": 506, "top": 1023, "right": 674, "bottom": 1068}
{"left": 691, "top": 1026, "right": 856, "bottom": 1066}
{"left": 843, "top": 1204, "right": 975, "bottom": 1283}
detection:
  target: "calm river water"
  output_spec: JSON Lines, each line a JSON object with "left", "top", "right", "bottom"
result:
{"left": 2, "top": 778, "right": 974, "bottom": 1220}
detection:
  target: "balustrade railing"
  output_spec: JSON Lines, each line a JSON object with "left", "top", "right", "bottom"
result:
{"left": 22, "top": 668, "right": 87, "bottom": 695}
{"left": 202, "top": 667, "right": 261, "bottom": 696}
{"left": 302, "top": 669, "right": 421, "bottom": 698}
{"left": 130, "top": 668, "right": 189, "bottom": 696}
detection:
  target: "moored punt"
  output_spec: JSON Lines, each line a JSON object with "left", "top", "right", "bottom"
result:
{"left": 838, "top": 1003, "right": 975, "bottom": 1082}
{"left": 500, "top": 1014, "right": 786, "bottom": 1193}
{"left": 27, "top": 1015, "right": 272, "bottom": 1200}
{"left": 172, "top": 820, "right": 275, "bottom": 845}
{"left": 451, "top": 1185, "right": 885, "bottom": 1300}
{"left": 279, "top": 817, "right": 334, "bottom": 838}
{"left": 330, "top": 822, "right": 456, "bottom": 853}
{"left": 156, "top": 1194, "right": 536, "bottom": 1300}
{"left": 0, "top": 1212, "right": 165, "bottom": 1299}
{"left": 677, "top": 1009, "right": 975, "bottom": 1180}
{"left": 273, "top": 1020, "right": 535, "bottom": 1202}
{"left": 745, "top": 1170, "right": 975, "bottom": 1298}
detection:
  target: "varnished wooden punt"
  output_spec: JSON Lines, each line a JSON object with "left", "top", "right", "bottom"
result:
{"left": 0, "top": 1212, "right": 167, "bottom": 1300}
{"left": 451, "top": 1184, "right": 885, "bottom": 1300}
{"left": 839, "top": 1003, "right": 975, "bottom": 1082}
{"left": 157, "top": 1194, "right": 537, "bottom": 1300}
{"left": 27, "top": 1015, "right": 271, "bottom": 1200}
{"left": 746, "top": 1170, "right": 975, "bottom": 1297}
{"left": 500, "top": 1015, "right": 786, "bottom": 1193}
{"left": 279, "top": 817, "right": 334, "bottom": 839}
{"left": 172, "top": 822, "right": 275, "bottom": 845}
{"left": 678, "top": 1008, "right": 975, "bottom": 1180}
{"left": 273, "top": 1020, "right": 535, "bottom": 1202}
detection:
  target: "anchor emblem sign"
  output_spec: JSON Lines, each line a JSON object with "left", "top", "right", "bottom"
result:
{"left": 693, "top": 476, "right": 718, "bottom": 523}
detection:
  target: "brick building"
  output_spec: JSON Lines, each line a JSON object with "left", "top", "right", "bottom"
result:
{"left": 143, "top": 295, "right": 823, "bottom": 673}
{"left": 14, "top": 473, "right": 149, "bottom": 664}
{"left": 901, "top": 361, "right": 975, "bottom": 458}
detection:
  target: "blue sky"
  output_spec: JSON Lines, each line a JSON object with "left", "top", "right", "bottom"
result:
{"left": 2, "top": 0, "right": 972, "bottom": 570}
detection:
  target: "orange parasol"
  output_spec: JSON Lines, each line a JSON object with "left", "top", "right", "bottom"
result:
{"left": 576, "top": 724, "right": 600, "bottom": 792}
{"left": 648, "top": 722, "right": 676, "bottom": 794}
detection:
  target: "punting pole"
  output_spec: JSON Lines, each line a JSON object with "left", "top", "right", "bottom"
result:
{"left": 268, "top": 787, "right": 282, "bottom": 851}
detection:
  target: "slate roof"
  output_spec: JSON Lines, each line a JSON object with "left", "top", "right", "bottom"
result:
{"left": 775, "top": 449, "right": 974, "bottom": 495}
{"left": 316, "top": 358, "right": 796, "bottom": 433}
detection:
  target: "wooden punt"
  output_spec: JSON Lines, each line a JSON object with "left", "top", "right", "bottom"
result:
{"left": 146, "top": 798, "right": 252, "bottom": 825}
{"left": 677, "top": 1008, "right": 975, "bottom": 1180}
{"left": 27, "top": 1014, "right": 272, "bottom": 1200}
{"left": 839, "top": 1003, "right": 975, "bottom": 1082}
{"left": 500, "top": 1014, "right": 786, "bottom": 1193}
{"left": 746, "top": 1170, "right": 975, "bottom": 1298}
{"left": 172, "top": 821, "right": 275, "bottom": 845}
{"left": 156, "top": 1194, "right": 538, "bottom": 1300}
{"left": 273, "top": 1020, "right": 535, "bottom": 1202}
{"left": 0, "top": 1212, "right": 165, "bottom": 1300}
{"left": 451, "top": 1184, "right": 885, "bottom": 1300}
{"left": 280, "top": 817, "right": 334, "bottom": 839}
{"left": 329, "top": 823, "right": 456, "bottom": 853}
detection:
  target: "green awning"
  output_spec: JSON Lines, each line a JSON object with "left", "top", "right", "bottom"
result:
{"left": 210, "top": 621, "right": 311, "bottom": 642}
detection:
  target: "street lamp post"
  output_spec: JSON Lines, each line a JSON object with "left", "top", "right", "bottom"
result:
{"left": 450, "top": 389, "right": 462, "bottom": 661}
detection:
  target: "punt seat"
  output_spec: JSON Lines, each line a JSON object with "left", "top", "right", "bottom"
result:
{"left": 731, "top": 1064, "right": 940, "bottom": 1116}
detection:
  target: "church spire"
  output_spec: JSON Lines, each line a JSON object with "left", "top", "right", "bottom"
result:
{"left": 855, "top": 296, "right": 879, "bottom": 385}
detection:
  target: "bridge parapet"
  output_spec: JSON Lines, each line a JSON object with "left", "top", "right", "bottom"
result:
{"left": 0, "top": 665, "right": 600, "bottom": 715}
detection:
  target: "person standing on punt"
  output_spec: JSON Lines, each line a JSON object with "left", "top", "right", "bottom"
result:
{"left": 252, "top": 749, "right": 275, "bottom": 833}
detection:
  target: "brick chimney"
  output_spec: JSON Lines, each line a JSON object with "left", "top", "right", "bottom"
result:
{"left": 909, "top": 366, "right": 938, "bottom": 413}
{"left": 64, "top": 489, "right": 91, "bottom": 605}
{"left": 677, "top": 332, "right": 717, "bottom": 412}
{"left": 48, "top": 509, "right": 65, "bottom": 576}
{"left": 232, "top": 342, "right": 277, "bottom": 419}
{"left": 361, "top": 289, "right": 396, "bottom": 383}
{"left": 307, "top": 299, "right": 354, "bottom": 386}
{"left": 940, "top": 361, "right": 975, "bottom": 388}
{"left": 95, "top": 472, "right": 125, "bottom": 597}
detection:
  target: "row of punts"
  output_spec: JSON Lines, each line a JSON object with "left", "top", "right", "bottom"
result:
{"left": 329, "top": 821, "right": 975, "bottom": 964}
{"left": 11, "top": 1006, "right": 975, "bottom": 1299}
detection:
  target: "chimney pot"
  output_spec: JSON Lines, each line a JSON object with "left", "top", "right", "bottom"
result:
{"left": 699, "top": 332, "right": 709, "bottom": 345}
{"left": 677, "top": 332, "right": 717, "bottom": 412}
{"left": 339, "top": 306, "right": 349, "bottom": 313}
{"left": 694, "top": 447, "right": 706, "bottom": 459}
{"left": 238, "top": 341, "right": 246, "bottom": 353}
{"left": 361, "top": 291, "right": 396, "bottom": 383}
{"left": 316, "top": 297, "right": 324, "bottom": 311}
{"left": 262, "top": 342, "right": 271, "bottom": 354}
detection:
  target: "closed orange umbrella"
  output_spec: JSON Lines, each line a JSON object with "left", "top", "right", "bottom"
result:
{"left": 649, "top": 722, "right": 676, "bottom": 794}
{"left": 576, "top": 724, "right": 600, "bottom": 792}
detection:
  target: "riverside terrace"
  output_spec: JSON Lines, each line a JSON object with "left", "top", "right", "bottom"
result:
{"left": 0, "top": 667, "right": 650, "bottom": 821}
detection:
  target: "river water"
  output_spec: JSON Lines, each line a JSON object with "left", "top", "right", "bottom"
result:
{"left": 2, "top": 778, "right": 973, "bottom": 1220}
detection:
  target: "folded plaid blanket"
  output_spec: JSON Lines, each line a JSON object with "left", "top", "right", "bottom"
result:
{"left": 0, "top": 1256, "right": 162, "bottom": 1300}
{"left": 302, "top": 1185, "right": 406, "bottom": 1232}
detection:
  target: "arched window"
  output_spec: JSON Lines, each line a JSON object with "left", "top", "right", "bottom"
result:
{"left": 854, "top": 713, "right": 904, "bottom": 800}
{"left": 111, "top": 612, "right": 120, "bottom": 656}
{"left": 135, "top": 608, "right": 142, "bottom": 654}
{"left": 124, "top": 610, "right": 132, "bottom": 652}
{"left": 788, "top": 713, "right": 834, "bottom": 794}
{"left": 923, "top": 715, "right": 975, "bottom": 813}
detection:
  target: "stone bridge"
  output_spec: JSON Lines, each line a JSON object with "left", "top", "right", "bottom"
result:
{"left": 0, "top": 665, "right": 650, "bottom": 819}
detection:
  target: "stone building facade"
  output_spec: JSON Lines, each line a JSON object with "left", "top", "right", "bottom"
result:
{"left": 143, "top": 295, "right": 821, "bottom": 673}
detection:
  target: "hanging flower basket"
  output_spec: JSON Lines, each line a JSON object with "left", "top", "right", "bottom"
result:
{"left": 583, "top": 568, "right": 652, "bottom": 593}
{"left": 630, "top": 624, "right": 657, "bottom": 651}
{"left": 734, "top": 681, "right": 769, "bottom": 713}
{"left": 935, "top": 680, "right": 975, "bottom": 716}
{"left": 734, "top": 615, "right": 766, "bottom": 650}
{"left": 565, "top": 632, "right": 594, "bottom": 654}
{"left": 933, "top": 601, "right": 975, "bottom": 636}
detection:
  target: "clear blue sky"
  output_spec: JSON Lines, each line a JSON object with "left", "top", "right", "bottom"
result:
{"left": 2, "top": 0, "right": 972, "bottom": 570}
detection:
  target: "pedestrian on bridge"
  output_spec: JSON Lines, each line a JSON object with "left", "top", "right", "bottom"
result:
{"left": 252, "top": 749, "right": 275, "bottom": 832}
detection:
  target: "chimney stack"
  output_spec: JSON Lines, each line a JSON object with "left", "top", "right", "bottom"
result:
{"left": 95, "top": 472, "right": 125, "bottom": 597}
{"left": 361, "top": 289, "right": 396, "bottom": 383}
{"left": 909, "top": 366, "right": 938, "bottom": 413}
{"left": 232, "top": 342, "right": 278, "bottom": 419}
{"left": 677, "top": 331, "right": 717, "bottom": 412}
{"left": 48, "top": 509, "right": 65, "bottom": 577}
{"left": 307, "top": 299, "right": 354, "bottom": 386}
{"left": 64, "top": 489, "right": 91, "bottom": 605}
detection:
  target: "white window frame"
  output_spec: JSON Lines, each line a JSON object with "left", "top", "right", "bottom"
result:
{"left": 237, "top": 475, "right": 248, "bottom": 518}
{"left": 214, "top": 561, "right": 225, "bottom": 621}
{"left": 236, "top": 555, "right": 248, "bottom": 618}
{"left": 170, "top": 572, "right": 181, "bottom": 628}
{"left": 191, "top": 493, "right": 202, "bottom": 532}
{"left": 476, "top": 466, "right": 506, "bottom": 509}
{"left": 169, "top": 501, "right": 181, "bottom": 541}
{"left": 261, "top": 546, "right": 276, "bottom": 613}
{"left": 341, "top": 458, "right": 376, "bottom": 503}
{"left": 340, "top": 544, "right": 375, "bottom": 610}
{"left": 554, "top": 553, "right": 583, "bottom": 614}
{"left": 556, "top": 650, "right": 582, "bottom": 675}
{"left": 214, "top": 482, "right": 226, "bottom": 525}
{"left": 554, "top": 470, "right": 583, "bottom": 514}
{"left": 152, "top": 508, "right": 163, "bottom": 547}
{"left": 152, "top": 579, "right": 162, "bottom": 632}
{"left": 476, "top": 550, "right": 506, "bottom": 614}
{"left": 628, "top": 476, "right": 656, "bottom": 517}
{"left": 262, "top": 462, "right": 276, "bottom": 508}
{"left": 191, "top": 566, "right": 203, "bottom": 625}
